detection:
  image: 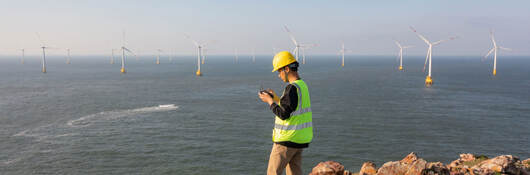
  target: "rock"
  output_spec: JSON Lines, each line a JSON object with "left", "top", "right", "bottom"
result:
{"left": 523, "top": 158, "right": 530, "bottom": 171}
{"left": 447, "top": 153, "right": 483, "bottom": 175}
{"left": 422, "top": 162, "right": 450, "bottom": 175}
{"left": 309, "top": 161, "right": 345, "bottom": 175}
{"left": 376, "top": 161, "right": 408, "bottom": 175}
{"left": 359, "top": 162, "right": 377, "bottom": 175}
{"left": 376, "top": 152, "right": 427, "bottom": 175}
{"left": 470, "top": 155, "right": 526, "bottom": 175}
{"left": 401, "top": 152, "right": 420, "bottom": 164}
{"left": 459, "top": 154, "right": 475, "bottom": 162}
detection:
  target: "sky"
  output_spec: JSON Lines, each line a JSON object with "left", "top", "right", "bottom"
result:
{"left": 1, "top": 0, "right": 529, "bottom": 56}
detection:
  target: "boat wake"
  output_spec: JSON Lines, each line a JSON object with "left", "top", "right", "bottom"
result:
{"left": 67, "top": 104, "right": 178, "bottom": 127}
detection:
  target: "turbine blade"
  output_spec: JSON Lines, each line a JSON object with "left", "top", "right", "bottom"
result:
{"left": 483, "top": 48, "right": 494, "bottom": 61}
{"left": 409, "top": 26, "right": 431, "bottom": 45}
{"left": 123, "top": 47, "right": 136, "bottom": 56}
{"left": 35, "top": 32, "right": 45, "bottom": 46}
{"left": 402, "top": 45, "right": 414, "bottom": 49}
{"left": 499, "top": 47, "right": 512, "bottom": 51}
{"left": 423, "top": 49, "right": 430, "bottom": 72}
{"left": 394, "top": 40, "right": 402, "bottom": 48}
{"left": 490, "top": 30, "right": 496, "bottom": 45}
{"left": 184, "top": 33, "right": 200, "bottom": 47}
{"left": 300, "top": 43, "right": 318, "bottom": 48}
{"left": 283, "top": 25, "right": 298, "bottom": 45}
{"left": 432, "top": 36, "right": 457, "bottom": 45}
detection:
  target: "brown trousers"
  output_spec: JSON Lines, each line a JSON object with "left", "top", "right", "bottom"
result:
{"left": 267, "top": 143, "right": 304, "bottom": 175}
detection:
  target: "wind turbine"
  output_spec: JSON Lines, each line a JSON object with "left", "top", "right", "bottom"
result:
{"left": 120, "top": 30, "right": 135, "bottom": 74}
{"left": 338, "top": 42, "right": 351, "bottom": 67}
{"left": 410, "top": 26, "right": 457, "bottom": 86}
{"left": 251, "top": 48, "right": 256, "bottom": 63}
{"left": 65, "top": 48, "right": 71, "bottom": 64}
{"left": 20, "top": 48, "right": 25, "bottom": 64}
{"left": 156, "top": 49, "right": 163, "bottom": 64}
{"left": 36, "top": 33, "right": 48, "bottom": 73}
{"left": 110, "top": 49, "right": 116, "bottom": 64}
{"left": 484, "top": 30, "right": 511, "bottom": 76}
{"left": 234, "top": 48, "right": 238, "bottom": 64}
{"left": 185, "top": 34, "right": 208, "bottom": 76}
{"left": 393, "top": 40, "right": 413, "bottom": 71}
{"left": 284, "top": 25, "right": 317, "bottom": 64}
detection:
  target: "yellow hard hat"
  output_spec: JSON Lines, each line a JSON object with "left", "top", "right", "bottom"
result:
{"left": 272, "top": 51, "right": 297, "bottom": 72}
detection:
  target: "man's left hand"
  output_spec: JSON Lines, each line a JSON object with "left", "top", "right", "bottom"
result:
{"left": 258, "top": 92, "right": 274, "bottom": 105}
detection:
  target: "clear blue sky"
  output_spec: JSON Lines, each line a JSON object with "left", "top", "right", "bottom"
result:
{"left": 1, "top": 0, "right": 529, "bottom": 56}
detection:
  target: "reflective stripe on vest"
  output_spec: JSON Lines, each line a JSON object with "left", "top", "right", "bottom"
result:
{"left": 289, "top": 83, "right": 312, "bottom": 117}
{"left": 274, "top": 122, "right": 313, "bottom": 130}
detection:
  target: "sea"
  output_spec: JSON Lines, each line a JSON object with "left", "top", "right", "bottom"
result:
{"left": 1, "top": 55, "right": 529, "bottom": 174}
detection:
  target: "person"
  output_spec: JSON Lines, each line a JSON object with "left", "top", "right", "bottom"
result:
{"left": 259, "top": 51, "right": 313, "bottom": 175}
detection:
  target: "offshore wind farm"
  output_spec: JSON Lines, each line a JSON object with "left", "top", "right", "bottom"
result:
{"left": 1, "top": 1, "right": 529, "bottom": 175}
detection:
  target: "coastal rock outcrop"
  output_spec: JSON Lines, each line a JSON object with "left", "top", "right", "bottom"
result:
{"left": 309, "top": 153, "right": 529, "bottom": 175}
{"left": 469, "top": 155, "right": 528, "bottom": 175}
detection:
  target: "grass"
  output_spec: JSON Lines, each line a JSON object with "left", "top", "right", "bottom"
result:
{"left": 462, "top": 155, "right": 489, "bottom": 167}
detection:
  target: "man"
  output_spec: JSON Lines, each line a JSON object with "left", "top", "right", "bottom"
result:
{"left": 259, "top": 51, "right": 313, "bottom": 175}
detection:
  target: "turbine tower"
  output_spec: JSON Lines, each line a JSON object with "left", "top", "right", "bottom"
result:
{"left": 156, "top": 49, "right": 162, "bottom": 64}
{"left": 202, "top": 48, "right": 209, "bottom": 64}
{"left": 36, "top": 33, "right": 48, "bottom": 73}
{"left": 252, "top": 48, "right": 256, "bottom": 63}
{"left": 234, "top": 48, "right": 238, "bottom": 64}
{"left": 410, "top": 26, "right": 456, "bottom": 86}
{"left": 20, "top": 48, "right": 25, "bottom": 64}
{"left": 484, "top": 30, "right": 511, "bottom": 76}
{"left": 120, "top": 30, "right": 135, "bottom": 74}
{"left": 110, "top": 49, "right": 116, "bottom": 64}
{"left": 393, "top": 40, "right": 413, "bottom": 71}
{"left": 66, "top": 48, "right": 71, "bottom": 64}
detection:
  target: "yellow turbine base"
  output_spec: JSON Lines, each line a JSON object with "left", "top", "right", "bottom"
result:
{"left": 196, "top": 70, "right": 202, "bottom": 76}
{"left": 202, "top": 60, "right": 205, "bottom": 64}
{"left": 425, "top": 76, "right": 433, "bottom": 85}
{"left": 399, "top": 66, "right": 403, "bottom": 70}
{"left": 120, "top": 68, "right": 126, "bottom": 74}
{"left": 492, "top": 69, "right": 496, "bottom": 76}
{"left": 42, "top": 68, "right": 46, "bottom": 73}
{"left": 156, "top": 61, "right": 160, "bottom": 65}
{"left": 341, "top": 63, "right": 344, "bottom": 67}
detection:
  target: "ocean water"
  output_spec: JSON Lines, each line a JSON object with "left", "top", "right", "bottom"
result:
{"left": 0, "top": 55, "right": 529, "bottom": 174}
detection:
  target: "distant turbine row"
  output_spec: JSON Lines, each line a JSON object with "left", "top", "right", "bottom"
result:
{"left": 18, "top": 26, "right": 510, "bottom": 86}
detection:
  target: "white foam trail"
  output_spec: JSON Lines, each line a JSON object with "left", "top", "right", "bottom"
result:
{"left": 13, "top": 124, "right": 53, "bottom": 138}
{"left": 67, "top": 104, "right": 178, "bottom": 127}
{"left": 1, "top": 157, "right": 22, "bottom": 166}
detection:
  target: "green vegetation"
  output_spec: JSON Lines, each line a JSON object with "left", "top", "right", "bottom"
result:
{"left": 462, "top": 155, "right": 489, "bottom": 167}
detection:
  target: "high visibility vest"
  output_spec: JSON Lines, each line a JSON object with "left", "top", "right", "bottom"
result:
{"left": 272, "top": 79, "right": 313, "bottom": 144}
